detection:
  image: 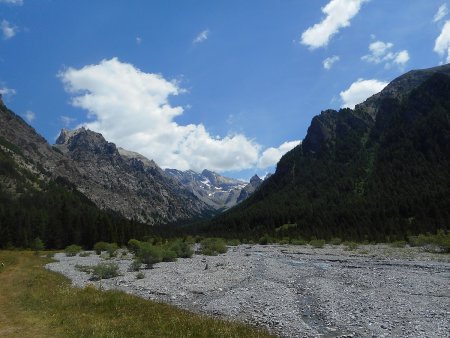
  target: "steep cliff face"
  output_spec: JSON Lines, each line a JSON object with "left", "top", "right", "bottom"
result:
{"left": 54, "top": 128, "right": 212, "bottom": 224}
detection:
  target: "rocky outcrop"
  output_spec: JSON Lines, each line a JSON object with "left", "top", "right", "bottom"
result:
{"left": 237, "top": 175, "right": 262, "bottom": 203}
{"left": 53, "top": 128, "right": 212, "bottom": 224}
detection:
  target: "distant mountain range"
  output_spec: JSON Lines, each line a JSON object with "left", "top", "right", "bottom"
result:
{"left": 165, "top": 169, "right": 261, "bottom": 210}
{"left": 203, "top": 64, "right": 450, "bottom": 241}
{"left": 0, "top": 106, "right": 262, "bottom": 227}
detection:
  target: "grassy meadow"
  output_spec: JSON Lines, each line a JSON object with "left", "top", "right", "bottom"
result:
{"left": 0, "top": 250, "right": 273, "bottom": 338}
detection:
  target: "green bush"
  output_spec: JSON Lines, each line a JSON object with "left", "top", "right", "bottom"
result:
{"left": 390, "top": 240, "right": 406, "bottom": 248}
{"left": 408, "top": 230, "right": 450, "bottom": 253}
{"left": 31, "top": 237, "right": 45, "bottom": 252}
{"left": 79, "top": 251, "right": 91, "bottom": 257}
{"left": 309, "top": 239, "right": 325, "bottom": 248}
{"left": 93, "top": 242, "right": 110, "bottom": 255}
{"left": 106, "top": 243, "right": 119, "bottom": 257}
{"left": 162, "top": 249, "right": 177, "bottom": 262}
{"left": 227, "top": 239, "right": 241, "bottom": 246}
{"left": 127, "top": 239, "right": 141, "bottom": 254}
{"left": 343, "top": 241, "right": 358, "bottom": 251}
{"left": 200, "top": 238, "right": 227, "bottom": 256}
{"left": 136, "top": 271, "right": 145, "bottom": 279}
{"left": 169, "top": 240, "right": 193, "bottom": 258}
{"left": 64, "top": 245, "right": 82, "bottom": 257}
{"left": 93, "top": 242, "right": 118, "bottom": 257}
{"left": 91, "top": 262, "right": 120, "bottom": 280}
{"left": 329, "top": 237, "right": 342, "bottom": 245}
{"left": 137, "top": 243, "right": 163, "bottom": 268}
{"left": 258, "top": 234, "right": 273, "bottom": 245}
{"left": 129, "top": 259, "right": 142, "bottom": 272}
{"left": 290, "top": 238, "right": 307, "bottom": 245}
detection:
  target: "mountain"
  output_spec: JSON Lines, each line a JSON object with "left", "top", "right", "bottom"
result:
{"left": 203, "top": 64, "right": 450, "bottom": 241}
{"left": 237, "top": 175, "right": 263, "bottom": 204}
{"left": 0, "top": 100, "right": 150, "bottom": 249}
{"left": 165, "top": 168, "right": 252, "bottom": 210}
{"left": 54, "top": 128, "right": 212, "bottom": 224}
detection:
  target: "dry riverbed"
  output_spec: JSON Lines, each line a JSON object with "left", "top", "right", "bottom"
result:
{"left": 46, "top": 244, "right": 450, "bottom": 337}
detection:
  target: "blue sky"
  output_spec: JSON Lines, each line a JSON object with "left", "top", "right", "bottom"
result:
{"left": 1, "top": 0, "right": 449, "bottom": 180}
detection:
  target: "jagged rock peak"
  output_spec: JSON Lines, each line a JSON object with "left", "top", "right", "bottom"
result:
{"left": 117, "top": 147, "right": 159, "bottom": 170}
{"left": 56, "top": 127, "right": 86, "bottom": 145}
{"left": 250, "top": 174, "right": 262, "bottom": 185}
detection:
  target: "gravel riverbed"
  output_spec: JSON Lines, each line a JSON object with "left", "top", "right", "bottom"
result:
{"left": 46, "top": 244, "right": 450, "bottom": 337}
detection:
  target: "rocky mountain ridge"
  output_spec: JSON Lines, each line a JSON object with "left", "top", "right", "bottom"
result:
{"left": 165, "top": 169, "right": 262, "bottom": 210}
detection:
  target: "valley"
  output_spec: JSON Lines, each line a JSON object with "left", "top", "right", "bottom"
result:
{"left": 47, "top": 244, "right": 450, "bottom": 338}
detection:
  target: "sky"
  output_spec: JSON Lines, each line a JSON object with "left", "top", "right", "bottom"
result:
{"left": 1, "top": 0, "right": 449, "bottom": 180}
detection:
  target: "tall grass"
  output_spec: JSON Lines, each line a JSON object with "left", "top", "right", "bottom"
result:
{"left": 0, "top": 251, "right": 273, "bottom": 337}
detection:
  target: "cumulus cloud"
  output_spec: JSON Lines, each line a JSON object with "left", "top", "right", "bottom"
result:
{"left": 301, "top": 0, "right": 368, "bottom": 49}
{"left": 1, "top": 20, "right": 17, "bottom": 39}
{"left": 434, "top": 4, "right": 448, "bottom": 22}
{"left": 24, "top": 110, "right": 35, "bottom": 122}
{"left": 136, "top": 36, "right": 142, "bottom": 45}
{"left": 434, "top": 20, "right": 450, "bottom": 62}
{"left": 193, "top": 29, "right": 209, "bottom": 44}
{"left": 340, "top": 78, "right": 388, "bottom": 109}
{"left": 59, "top": 58, "right": 294, "bottom": 172}
{"left": 0, "top": 0, "right": 23, "bottom": 5}
{"left": 362, "top": 40, "right": 409, "bottom": 67}
{"left": 258, "top": 141, "right": 301, "bottom": 169}
{"left": 323, "top": 55, "right": 340, "bottom": 70}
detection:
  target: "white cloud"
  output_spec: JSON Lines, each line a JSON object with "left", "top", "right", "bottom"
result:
{"left": 24, "top": 110, "right": 35, "bottom": 122}
{"left": 323, "top": 55, "right": 340, "bottom": 70}
{"left": 258, "top": 141, "right": 301, "bottom": 169}
{"left": 362, "top": 40, "right": 409, "bottom": 66}
{"left": 340, "top": 78, "right": 388, "bottom": 109}
{"left": 193, "top": 29, "right": 209, "bottom": 44}
{"left": 59, "top": 115, "right": 76, "bottom": 127}
{"left": 136, "top": 36, "right": 142, "bottom": 45}
{"left": 301, "top": 0, "right": 368, "bottom": 49}
{"left": 0, "top": 86, "right": 16, "bottom": 97}
{"left": 434, "top": 20, "right": 450, "bottom": 62}
{"left": 434, "top": 4, "right": 448, "bottom": 22}
{"left": 59, "top": 58, "right": 295, "bottom": 172}
{"left": 0, "top": 0, "right": 23, "bottom": 5}
{"left": 1, "top": 20, "right": 17, "bottom": 39}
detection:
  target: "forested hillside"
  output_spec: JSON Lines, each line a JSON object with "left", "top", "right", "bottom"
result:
{"left": 200, "top": 70, "right": 450, "bottom": 241}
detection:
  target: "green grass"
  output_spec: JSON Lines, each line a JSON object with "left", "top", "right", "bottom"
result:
{"left": 0, "top": 251, "right": 273, "bottom": 338}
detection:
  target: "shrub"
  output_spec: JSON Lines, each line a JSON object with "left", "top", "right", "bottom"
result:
{"left": 65, "top": 245, "right": 82, "bottom": 257}
{"left": 169, "top": 240, "right": 193, "bottom": 258}
{"left": 162, "top": 249, "right": 177, "bottom": 262}
{"left": 200, "top": 238, "right": 227, "bottom": 256}
{"left": 290, "top": 238, "right": 307, "bottom": 245}
{"left": 92, "top": 262, "right": 120, "bottom": 280}
{"left": 79, "top": 251, "right": 91, "bottom": 257}
{"left": 343, "top": 241, "right": 358, "bottom": 251}
{"left": 137, "top": 243, "right": 162, "bottom": 268}
{"left": 227, "top": 239, "right": 241, "bottom": 246}
{"left": 408, "top": 230, "right": 450, "bottom": 253}
{"left": 127, "top": 239, "right": 141, "bottom": 254}
{"left": 106, "top": 243, "right": 119, "bottom": 257}
{"left": 129, "top": 259, "right": 142, "bottom": 272}
{"left": 329, "top": 237, "right": 342, "bottom": 245}
{"left": 258, "top": 234, "right": 273, "bottom": 245}
{"left": 93, "top": 242, "right": 110, "bottom": 255}
{"left": 31, "top": 237, "right": 45, "bottom": 252}
{"left": 75, "top": 264, "right": 94, "bottom": 274}
{"left": 136, "top": 271, "right": 145, "bottom": 279}
{"left": 309, "top": 239, "right": 325, "bottom": 248}
{"left": 390, "top": 240, "right": 406, "bottom": 248}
